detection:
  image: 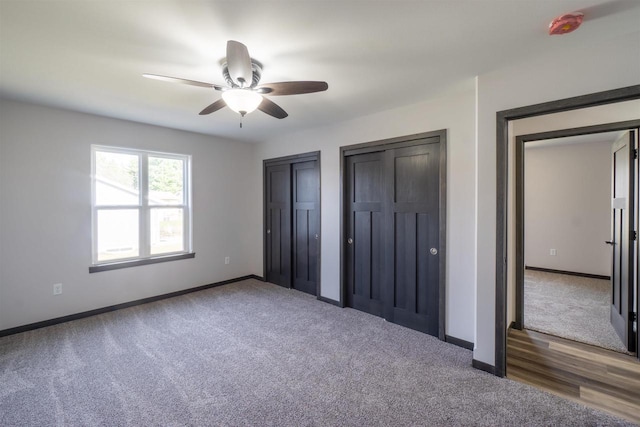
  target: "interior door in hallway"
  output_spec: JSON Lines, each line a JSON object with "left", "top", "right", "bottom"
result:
{"left": 610, "top": 130, "right": 636, "bottom": 352}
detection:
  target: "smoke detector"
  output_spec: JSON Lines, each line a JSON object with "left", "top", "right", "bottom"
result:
{"left": 549, "top": 12, "right": 584, "bottom": 35}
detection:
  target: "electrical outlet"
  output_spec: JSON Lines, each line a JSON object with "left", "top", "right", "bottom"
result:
{"left": 225, "top": 256, "right": 230, "bottom": 265}
{"left": 550, "top": 249, "right": 557, "bottom": 256}
{"left": 53, "top": 283, "right": 62, "bottom": 295}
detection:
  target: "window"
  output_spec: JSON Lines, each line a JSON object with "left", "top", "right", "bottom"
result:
{"left": 91, "top": 145, "right": 192, "bottom": 270}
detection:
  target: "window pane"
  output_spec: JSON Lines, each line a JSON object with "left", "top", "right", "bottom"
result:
{"left": 150, "top": 208, "right": 184, "bottom": 255}
{"left": 148, "top": 157, "right": 184, "bottom": 205}
{"left": 95, "top": 151, "right": 139, "bottom": 205}
{"left": 96, "top": 209, "right": 139, "bottom": 261}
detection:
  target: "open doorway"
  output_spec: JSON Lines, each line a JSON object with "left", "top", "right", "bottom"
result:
{"left": 495, "top": 88, "right": 640, "bottom": 377}
{"left": 517, "top": 129, "right": 637, "bottom": 355}
{"left": 497, "top": 90, "right": 640, "bottom": 422}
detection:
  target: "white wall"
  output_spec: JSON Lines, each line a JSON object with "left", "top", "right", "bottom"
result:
{"left": 249, "top": 80, "right": 477, "bottom": 343}
{"left": 524, "top": 140, "right": 611, "bottom": 276}
{"left": 475, "top": 31, "right": 640, "bottom": 366}
{"left": 0, "top": 99, "right": 256, "bottom": 330}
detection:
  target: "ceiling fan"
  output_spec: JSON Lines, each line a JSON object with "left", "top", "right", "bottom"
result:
{"left": 143, "top": 40, "right": 328, "bottom": 123}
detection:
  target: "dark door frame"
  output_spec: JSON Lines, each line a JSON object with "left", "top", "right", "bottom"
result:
{"left": 495, "top": 84, "right": 640, "bottom": 377}
{"left": 514, "top": 120, "right": 640, "bottom": 335}
{"left": 339, "top": 129, "right": 447, "bottom": 340}
{"left": 263, "top": 151, "right": 321, "bottom": 296}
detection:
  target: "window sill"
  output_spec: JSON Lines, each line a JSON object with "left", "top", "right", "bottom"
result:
{"left": 89, "top": 252, "right": 195, "bottom": 273}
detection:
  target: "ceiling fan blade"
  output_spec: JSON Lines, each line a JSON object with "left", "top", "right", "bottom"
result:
{"left": 199, "top": 99, "right": 227, "bottom": 115}
{"left": 226, "top": 40, "right": 253, "bottom": 88}
{"left": 258, "top": 98, "right": 288, "bottom": 119}
{"left": 256, "top": 81, "right": 328, "bottom": 96}
{"left": 143, "top": 74, "right": 224, "bottom": 90}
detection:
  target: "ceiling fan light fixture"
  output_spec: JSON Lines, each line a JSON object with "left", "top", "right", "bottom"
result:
{"left": 222, "top": 89, "right": 262, "bottom": 116}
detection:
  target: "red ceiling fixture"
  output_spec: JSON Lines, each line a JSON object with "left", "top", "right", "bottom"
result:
{"left": 548, "top": 12, "right": 584, "bottom": 35}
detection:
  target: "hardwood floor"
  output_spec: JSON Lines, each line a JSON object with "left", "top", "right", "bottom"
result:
{"left": 507, "top": 328, "right": 640, "bottom": 424}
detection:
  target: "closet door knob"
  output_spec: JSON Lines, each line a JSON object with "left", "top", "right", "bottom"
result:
{"left": 267, "top": 229, "right": 271, "bottom": 234}
{"left": 430, "top": 248, "right": 438, "bottom": 255}
{"left": 347, "top": 238, "right": 353, "bottom": 244}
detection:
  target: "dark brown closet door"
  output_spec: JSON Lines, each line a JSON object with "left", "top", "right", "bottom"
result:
{"left": 383, "top": 144, "right": 440, "bottom": 336}
{"left": 344, "top": 137, "right": 443, "bottom": 338}
{"left": 345, "top": 152, "right": 385, "bottom": 316}
{"left": 292, "top": 161, "right": 319, "bottom": 295}
{"left": 265, "top": 163, "right": 291, "bottom": 288}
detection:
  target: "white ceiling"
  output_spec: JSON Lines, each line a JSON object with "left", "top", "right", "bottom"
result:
{"left": 1, "top": 0, "right": 639, "bottom": 143}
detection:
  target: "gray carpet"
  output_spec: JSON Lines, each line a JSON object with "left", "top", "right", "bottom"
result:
{"left": 524, "top": 270, "right": 630, "bottom": 354}
{"left": 0, "top": 279, "right": 633, "bottom": 426}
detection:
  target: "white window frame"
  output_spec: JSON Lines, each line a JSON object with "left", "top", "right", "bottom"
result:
{"left": 90, "top": 145, "right": 192, "bottom": 270}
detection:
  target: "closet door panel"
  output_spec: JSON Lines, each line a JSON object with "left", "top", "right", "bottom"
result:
{"left": 385, "top": 144, "right": 440, "bottom": 336}
{"left": 265, "top": 164, "right": 291, "bottom": 288}
{"left": 346, "top": 153, "right": 384, "bottom": 316}
{"left": 292, "top": 160, "right": 319, "bottom": 296}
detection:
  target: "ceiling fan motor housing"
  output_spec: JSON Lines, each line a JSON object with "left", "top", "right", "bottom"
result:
{"left": 222, "top": 61, "right": 262, "bottom": 88}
